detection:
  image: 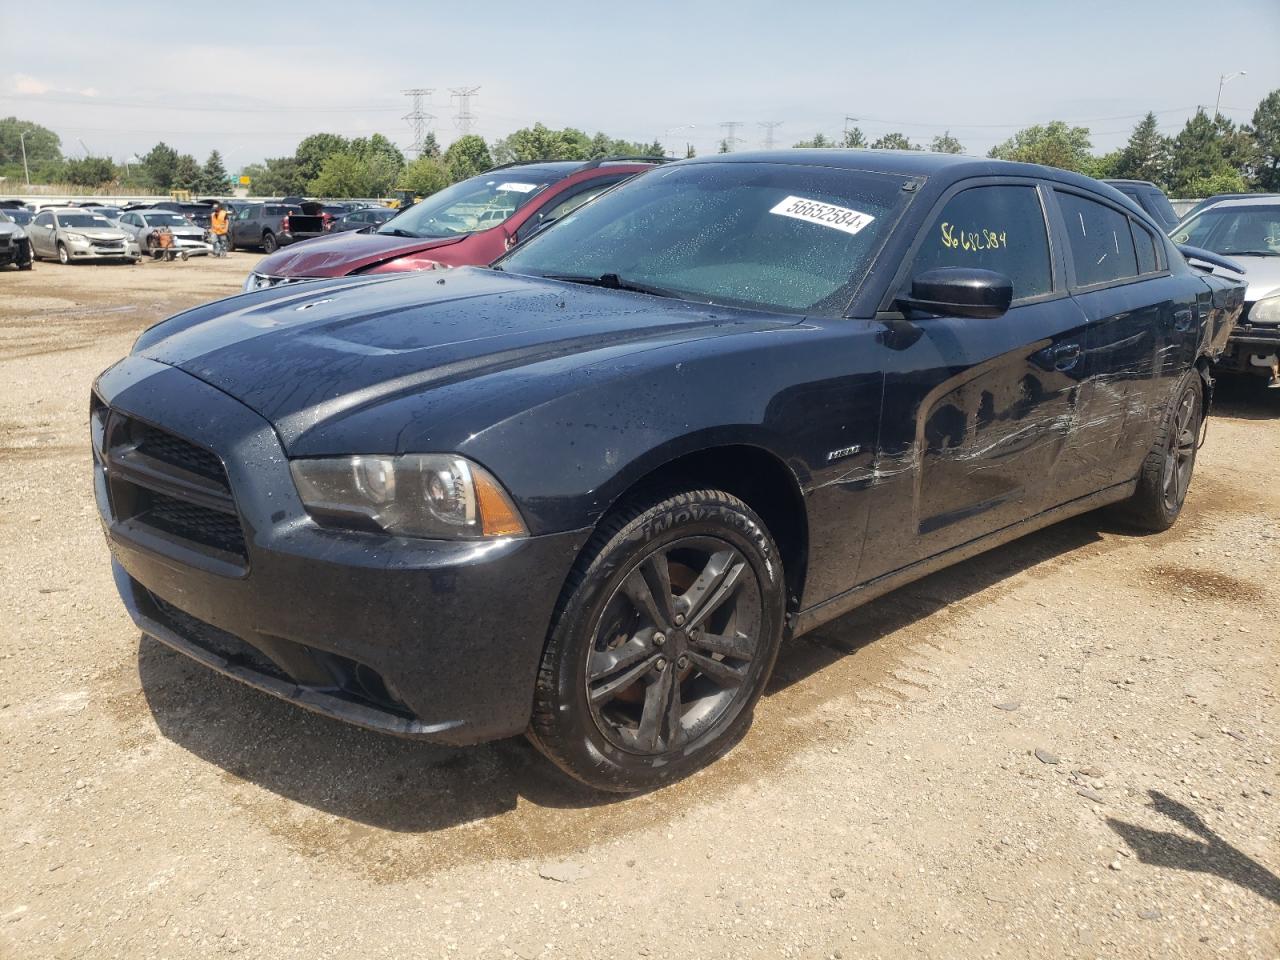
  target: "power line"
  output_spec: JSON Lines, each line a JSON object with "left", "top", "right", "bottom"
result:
{"left": 758, "top": 120, "right": 783, "bottom": 150}
{"left": 401, "top": 88, "right": 435, "bottom": 158}
{"left": 719, "top": 121, "right": 744, "bottom": 152}
{"left": 450, "top": 87, "right": 480, "bottom": 135}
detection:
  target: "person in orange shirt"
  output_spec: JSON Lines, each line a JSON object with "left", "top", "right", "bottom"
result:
{"left": 209, "top": 202, "right": 230, "bottom": 258}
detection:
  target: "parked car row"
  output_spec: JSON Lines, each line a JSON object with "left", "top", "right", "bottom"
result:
{"left": 93, "top": 149, "right": 1249, "bottom": 792}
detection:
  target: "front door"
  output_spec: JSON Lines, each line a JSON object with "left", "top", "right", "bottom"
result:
{"left": 30, "top": 211, "right": 55, "bottom": 257}
{"left": 857, "top": 180, "right": 1092, "bottom": 583}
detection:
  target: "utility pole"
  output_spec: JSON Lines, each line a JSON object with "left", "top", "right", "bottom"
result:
{"left": 1214, "top": 71, "right": 1246, "bottom": 120}
{"left": 19, "top": 131, "right": 30, "bottom": 185}
{"left": 401, "top": 88, "right": 435, "bottom": 158}
{"left": 759, "top": 120, "right": 783, "bottom": 150}
{"left": 450, "top": 86, "right": 480, "bottom": 136}
{"left": 719, "top": 121, "right": 744, "bottom": 152}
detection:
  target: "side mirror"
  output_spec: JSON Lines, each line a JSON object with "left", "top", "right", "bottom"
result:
{"left": 898, "top": 267, "right": 1013, "bottom": 320}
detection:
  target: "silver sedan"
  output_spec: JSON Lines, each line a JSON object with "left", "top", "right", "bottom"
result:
{"left": 27, "top": 208, "right": 141, "bottom": 264}
{"left": 116, "top": 210, "right": 212, "bottom": 257}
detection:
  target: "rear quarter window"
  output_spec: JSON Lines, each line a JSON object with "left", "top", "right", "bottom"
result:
{"left": 1057, "top": 191, "right": 1138, "bottom": 287}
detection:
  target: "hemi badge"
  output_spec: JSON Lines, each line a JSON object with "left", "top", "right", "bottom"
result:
{"left": 826, "top": 445, "right": 860, "bottom": 462}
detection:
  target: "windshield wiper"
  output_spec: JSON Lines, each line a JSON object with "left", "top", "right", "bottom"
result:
{"left": 1219, "top": 249, "right": 1280, "bottom": 257}
{"left": 539, "top": 273, "right": 679, "bottom": 299}
{"left": 378, "top": 228, "right": 420, "bottom": 238}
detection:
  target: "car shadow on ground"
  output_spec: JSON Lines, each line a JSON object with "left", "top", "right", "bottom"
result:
{"left": 1212, "top": 374, "right": 1280, "bottom": 421}
{"left": 136, "top": 509, "right": 1117, "bottom": 834}
{"left": 1107, "top": 790, "right": 1280, "bottom": 906}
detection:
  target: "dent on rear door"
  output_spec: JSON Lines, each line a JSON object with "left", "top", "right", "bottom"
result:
{"left": 854, "top": 300, "right": 1093, "bottom": 583}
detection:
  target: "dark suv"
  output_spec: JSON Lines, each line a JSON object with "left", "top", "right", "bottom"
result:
{"left": 243, "top": 157, "right": 662, "bottom": 290}
{"left": 1102, "top": 179, "right": 1180, "bottom": 231}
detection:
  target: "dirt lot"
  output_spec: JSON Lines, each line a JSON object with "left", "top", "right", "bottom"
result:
{"left": 1, "top": 256, "right": 1277, "bottom": 959}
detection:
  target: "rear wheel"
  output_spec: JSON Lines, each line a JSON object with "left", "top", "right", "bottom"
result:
{"left": 262, "top": 231, "right": 278, "bottom": 253}
{"left": 1114, "top": 374, "right": 1203, "bottom": 531}
{"left": 529, "top": 489, "right": 785, "bottom": 793}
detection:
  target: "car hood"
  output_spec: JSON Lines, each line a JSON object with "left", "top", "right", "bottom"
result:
{"left": 135, "top": 267, "right": 800, "bottom": 449}
{"left": 72, "top": 227, "right": 130, "bottom": 241}
{"left": 254, "top": 231, "right": 468, "bottom": 278}
{"left": 1199, "top": 253, "right": 1280, "bottom": 305}
{"left": 0, "top": 222, "right": 24, "bottom": 239}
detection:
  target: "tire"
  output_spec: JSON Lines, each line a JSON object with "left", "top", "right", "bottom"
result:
{"left": 261, "top": 231, "right": 278, "bottom": 253}
{"left": 529, "top": 488, "right": 786, "bottom": 793}
{"left": 57, "top": 243, "right": 70, "bottom": 265}
{"left": 1115, "top": 373, "right": 1203, "bottom": 532}
{"left": 18, "top": 259, "right": 32, "bottom": 271}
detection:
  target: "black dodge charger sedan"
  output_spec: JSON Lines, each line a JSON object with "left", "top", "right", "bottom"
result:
{"left": 92, "top": 151, "right": 1244, "bottom": 792}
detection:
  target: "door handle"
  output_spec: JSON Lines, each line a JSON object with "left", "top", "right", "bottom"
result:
{"left": 1051, "top": 342, "right": 1082, "bottom": 371}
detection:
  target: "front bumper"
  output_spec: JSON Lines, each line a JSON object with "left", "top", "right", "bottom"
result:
{"left": 67, "top": 240, "right": 139, "bottom": 260}
{"left": 94, "top": 356, "right": 589, "bottom": 744}
{"left": 1220, "top": 316, "right": 1280, "bottom": 377}
{"left": 0, "top": 238, "right": 30, "bottom": 266}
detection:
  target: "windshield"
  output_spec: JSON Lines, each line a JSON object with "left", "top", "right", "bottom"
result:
{"left": 378, "top": 172, "right": 555, "bottom": 239}
{"left": 91, "top": 207, "right": 121, "bottom": 219}
{"left": 499, "top": 162, "right": 912, "bottom": 315}
{"left": 0, "top": 211, "right": 11, "bottom": 224}
{"left": 144, "top": 213, "right": 193, "bottom": 227}
{"left": 56, "top": 213, "right": 114, "bottom": 229}
{"left": 1172, "top": 206, "right": 1280, "bottom": 257}
{"left": 4, "top": 208, "right": 31, "bottom": 224}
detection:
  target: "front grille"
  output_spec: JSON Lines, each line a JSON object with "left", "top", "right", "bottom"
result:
{"left": 97, "top": 405, "right": 248, "bottom": 567}
{"left": 144, "top": 490, "right": 247, "bottom": 555}
{"left": 150, "top": 593, "right": 291, "bottom": 682}
{"left": 90, "top": 238, "right": 124, "bottom": 249}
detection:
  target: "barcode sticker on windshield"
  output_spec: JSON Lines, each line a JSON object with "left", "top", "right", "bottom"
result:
{"left": 769, "top": 196, "right": 875, "bottom": 236}
{"left": 496, "top": 182, "right": 538, "bottom": 193}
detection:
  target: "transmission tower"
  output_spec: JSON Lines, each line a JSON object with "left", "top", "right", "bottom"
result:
{"left": 719, "top": 121, "right": 744, "bottom": 152}
{"left": 450, "top": 86, "right": 481, "bottom": 135}
{"left": 759, "top": 120, "right": 783, "bottom": 149}
{"left": 401, "top": 88, "right": 435, "bottom": 158}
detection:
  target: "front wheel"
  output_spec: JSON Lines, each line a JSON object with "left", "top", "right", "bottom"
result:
{"left": 1115, "top": 373, "right": 1203, "bottom": 531}
{"left": 529, "top": 489, "right": 785, "bottom": 793}
{"left": 261, "top": 231, "right": 278, "bottom": 253}
{"left": 57, "top": 243, "right": 70, "bottom": 265}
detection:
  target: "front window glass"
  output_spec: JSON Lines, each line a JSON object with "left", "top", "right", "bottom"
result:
{"left": 1171, "top": 207, "right": 1280, "bottom": 257}
{"left": 56, "top": 213, "right": 114, "bottom": 228}
{"left": 908, "top": 185, "right": 1053, "bottom": 299}
{"left": 500, "top": 162, "right": 911, "bottom": 316}
{"left": 379, "top": 173, "right": 557, "bottom": 239}
{"left": 143, "top": 213, "right": 190, "bottom": 227}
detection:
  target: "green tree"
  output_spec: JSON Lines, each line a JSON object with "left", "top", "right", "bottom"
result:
{"left": 443, "top": 134, "right": 492, "bottom": 182}
{"left": 294, "top": 133, "right": 350, "bottom": 183}
{"left": 239, "top": 156, "right": 307, "bottom": 196}
{"left": 1082, "top": 148, "right": 1124, "bottom": 180}
{"left": 1213, "top": 114, "right": 1259, "bottom": 186}
{"left": 351, "top": 133, "right": 405, "bottom": 173}
{"left": 63, "top": 155, "right": 116, "bottom": 187}
{"left": 1252, "top": 90, "right": 1280, "bottom": 191}
{"left": 929, "top": 131, "right": 964, "bottom": 154}
{"left": 198, "top": 150, "right": 231, "bottom": 194}
{"left": 0, "top": 117, "right": 61, "bottom": 169}
{"left": 309, "top": 152, "right": 399, "bottom": 197}
{"left": 871, "top": 132, "right": 919, "bottom": 150}
{"left": 142, "top": 141, "right": 179, "bottom": 190}
{"left": 1183, "top": 169, "right": 1247, "bottom": 197}
{"left": 1167, "top": 110, "right": 1234, "bottom": 195}
{"left": 842, "top": 127, "right": 868, "bottom": 148}
{"left": 420, "top": 131, "right": 441, "bottom": 158}
{"left": 988, "top": 121, "right": 1093, "bottom": 172}
{"left": 793, "top": 133, "right": 832, "bottom": 148}
{"left": 492, "top": 123, "right": 590, "bottom": 164}
{"left": 399, "top": 155, "right": 452, "bottom": 196}
{"left": 1111, "top": 112, "right": 1171, "bottom": 187}
{"left": 717, "top": 138, "right": 731, "bottom": 154}
{"left": 172, "top": 154, "right": 202, "bottom": 192}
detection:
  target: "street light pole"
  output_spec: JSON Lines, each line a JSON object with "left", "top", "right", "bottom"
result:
{"left": 663, "top": 124, "right": 695, "bottom": 157}
{"left": 19, "top": 131, "right": 30, "bottom": 186}
{"left": 1215, "top": 71, "right": 1246, "bottom": 120}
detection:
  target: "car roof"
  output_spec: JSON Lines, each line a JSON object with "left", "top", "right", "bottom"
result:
{"left": 1199, "top": 197, "right": 1280, "bottom": 210}
{"left": 680, "top": 148, "right": 1112, "bottom": 190}
{"left": 1101, "top": 179, "right": 1160, "bottom": 188}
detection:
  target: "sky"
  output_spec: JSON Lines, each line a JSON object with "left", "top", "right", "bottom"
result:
{"left": 2, "top": 0, "right": 1278, "bottom": 171}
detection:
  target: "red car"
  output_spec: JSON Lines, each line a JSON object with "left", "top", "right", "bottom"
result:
{"left": 243, "top": 158, "right": 661, "bottom": 290}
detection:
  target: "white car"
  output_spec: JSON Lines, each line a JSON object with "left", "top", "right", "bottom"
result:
{"left": 116, "top": 210, "right": 212, "bottom": 257}
{"left": 1172, "top": 197, "right": 1280, "bottom": 384}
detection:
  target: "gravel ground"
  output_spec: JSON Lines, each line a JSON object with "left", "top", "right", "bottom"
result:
{"left": 1, "top": 255, "right": 1277, "bottom": 959}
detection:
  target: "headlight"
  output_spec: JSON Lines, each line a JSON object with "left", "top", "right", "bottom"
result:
{"left": 1250, "top": 291, "right": 1280, "bottom": 325}
{"left": 290, "top": 454, "right": 527, "bottom": 540}
{"left": 64, "top": 232, "right": 87, "bottom": 243}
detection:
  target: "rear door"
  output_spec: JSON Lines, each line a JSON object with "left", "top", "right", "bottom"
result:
{"left": 857, "top": 179, "right": 1093, "bottom": 582}
{"left": 1051, "top": 188, "right": 1200, "bottom": 488}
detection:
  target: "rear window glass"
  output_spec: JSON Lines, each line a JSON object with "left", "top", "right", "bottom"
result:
{"left": 1132, "top": 221, "right": 1159, "bottom": 274}
{"left": 1057, "top": 192, "right": 1138, "bottom": 286}
{"left": 909, "top": 185, "right": 1053, "bottom": 300}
